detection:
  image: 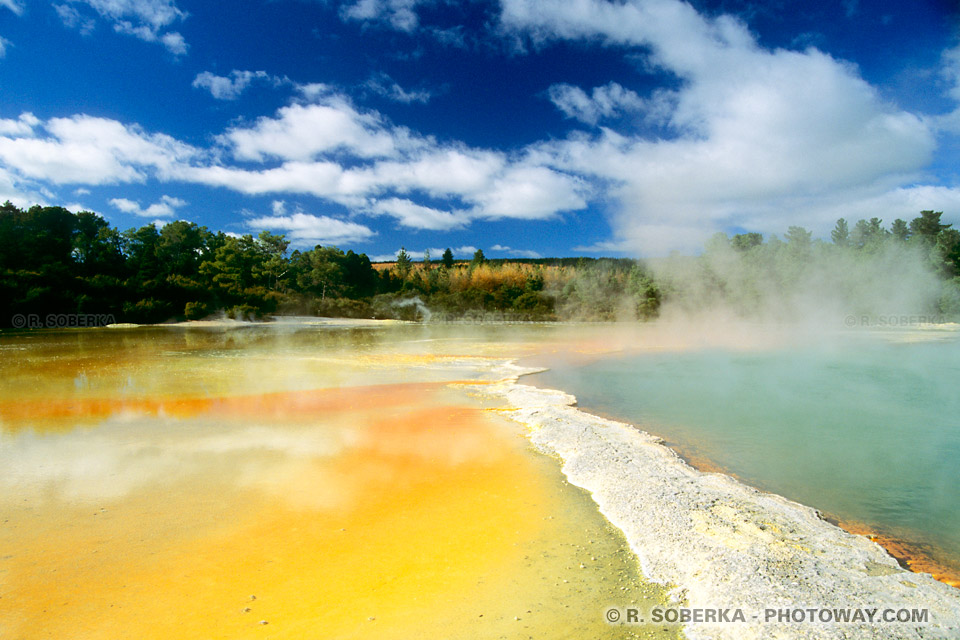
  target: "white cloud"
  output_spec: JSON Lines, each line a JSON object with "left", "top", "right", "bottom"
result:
{"left": 109, "top": 194, "right": 186, "bottom": 217}
{"left": 471, "top": 163, "right": 587, "bottom": 220}
{"left": 193, "top": 70, "right": 280, "bottom": 100}
{"left": 220, "top": 97, "right": 418, "bottom": 162}
{"left": 571, "top": 238, "right": 634, "bottom": 254}
{"left": 501, "top": 0, "right": 937, "bottom": 254}
{"left": 248, "top": 204, "right": 376, "bottom": 246}
{"left": 54, "top": 4, "right": 97, "bottom": 34}
{"left": 340, "top": 0, "right": 428, "bottom": 32}
{"left": 490, "top": 244, "right": 542, "bottom": 258}
{"left": 368, "top": 197, "right": 467, "bottom": 230}
{"left": 0, "top": 166, "right": 47, "bottom": 208}
{"left": 0, "top": 113, "right": 37, "bottom": 136}
{"left": 180, "top": 96, "right": 588, "bottom": 226}
{"left": 0, "top": 0, "right": 23, "bottom": 15}
{"left": 364, "top": 147, "right": 506, "bottom": 197}
{"left": 59, "top": 0, "right": 188, "bottom": 54}
{"left": 0, "top": 113, "right": 198, "bottom": 186}
{"left": 943, "top": 44, "right": 960, "bottom": 103}
{"left": 934, "top": 44, "right": 960, "bottom": 134}
{"left": 365, "top": 72, "right": 433, "bottom": 104}
{"left": 179, "top": 161, "right": 360, "bottom": 203}
{"left": 547, "top": 82, "right": 650, "bottom": 125}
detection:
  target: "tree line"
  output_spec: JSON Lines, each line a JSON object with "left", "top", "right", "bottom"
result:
{"left": 2, "top": 201, "right": 958, "bottom": 327}
{"left": 0, "top": 201, "right": 660, "bottom": 326}
{"left": 658, "top": 210, "right": 960, "bottom": 319}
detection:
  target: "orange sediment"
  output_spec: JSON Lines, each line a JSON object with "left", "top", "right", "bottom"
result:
{"left": 831, "top": 520, "right": 960, "bottom": 590}
{"left": 0, "top": 381, "right": 465, "bottom": 431}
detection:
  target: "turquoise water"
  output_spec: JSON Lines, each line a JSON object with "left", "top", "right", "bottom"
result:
{"left": 533, "top": 330, "right": 960, "bottom": 571}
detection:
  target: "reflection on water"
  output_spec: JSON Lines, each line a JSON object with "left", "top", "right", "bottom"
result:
{"left": 0, "top": 324, "right": 677, "bottom": 640}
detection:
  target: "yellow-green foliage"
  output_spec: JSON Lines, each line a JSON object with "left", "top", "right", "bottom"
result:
{"left": 448, "top": 263, "right": 532, "bottom": 292}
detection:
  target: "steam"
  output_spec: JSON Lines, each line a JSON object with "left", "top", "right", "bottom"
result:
{"left": 648, "top": 236, "right": 945, "bottom": 332}
{"left": 392, "top": 295, "right": 432, "bottom": 321}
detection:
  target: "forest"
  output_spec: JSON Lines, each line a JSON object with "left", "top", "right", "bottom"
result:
{"left": 1, "top": 200, "right": 959, "bottom": 327}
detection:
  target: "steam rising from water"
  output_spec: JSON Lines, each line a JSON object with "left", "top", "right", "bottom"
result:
{"left": 648, "top": 238, "right": 944, "bottom": 334}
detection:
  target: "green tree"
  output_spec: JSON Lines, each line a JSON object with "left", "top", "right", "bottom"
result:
{"left": 471, "top": 248, "right": 486, "bottom": 266}
{"left": 910, "top": 210, "right": 950, "bottom": 242}
{"left": 157, "top": 221, "right": 210, "bottom": 279}
{"left": 122, "top": 224, "right": 163, "bottom": 287}
{"left": 852, "top": 218, "right": 885, "bottom": 249}
{"left": 890, "top": 219, "right": 910, "bottom": 242}
{"left": 291, "top": 245, "right": 346, "bottom": 300}
{"left": 341, "top": 250, "right": 378, "bottom": 298}
{"left": 73, "top": 211, "right": 125, "bottom": 277}
{"left": 831, "top": 218, "right": 850, "bottom": 246}
{"left": 395, "top": 247, "right": 412, "bottom": 280}
{"left": 785, "top": 226, "right": 812, "bottom": 250}
{"left": 704, "top": 232, "right": 730, "bottom": 254}
{"left": 442, "top": 247, "right": 454, "bottom": 269}
{"left": 255, "top": 230, "right": 290, "bottom": 292}
{"left": 935, "top": 229, "right": 960, "bottom": 277}
{"left": 731, "top": 232, "right": 763, "bottom": 252}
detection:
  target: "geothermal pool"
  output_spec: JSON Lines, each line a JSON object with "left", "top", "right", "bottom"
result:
{"left": 2, "top": 320, "right": 960, "bottom": 639}
{"left": 0, "top": 322, "right": 677, "bottom": 640}
{"left": 533, "top": 325, "right": 960, "bottom": 583}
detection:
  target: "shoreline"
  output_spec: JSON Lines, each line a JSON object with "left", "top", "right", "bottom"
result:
{"left": 526, "top": 393, "right": 960, "bottom": 590}
{"left": 470, "top": 362, "right": 960, "bottom": 640}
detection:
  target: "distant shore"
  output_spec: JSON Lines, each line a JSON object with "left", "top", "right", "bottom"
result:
{"left": 104, "top": 316, "right": 410, "bottom": 330}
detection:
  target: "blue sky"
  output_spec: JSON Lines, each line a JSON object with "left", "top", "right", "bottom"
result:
{"left": 2, "top": 0, "right": 960, "bottom": 260}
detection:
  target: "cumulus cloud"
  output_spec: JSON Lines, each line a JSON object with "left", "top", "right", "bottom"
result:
{"left": 0, "top": 112, "right": 198, "bottom": 186}
{"left": 501, "top": 0, "right": 937, "bottom": 254}
{"left": 368, "top": 197, "right": 468, "bottom": 230}
{"left": 0, "top": 113, "right": 37, "bottom": 137}
{"left": 180, "top": 94, "right": 588, "bottom": 225}
{"left": 470, "top": 163, "right": 587, "bottom": 220}
{"left": 248, "top": 202, "right": 376, "bottom": 246}
{"left": 109, "top": 194, "right": 186, "bottom": 217}
{"left": 193, "top": 70, "right": 281, "bottom": 100}
{"left": 57, "top": 0, "right": 188, "bottom": 54}
{"left": 219, "top": 95, "right": 419, "bottom": 162}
